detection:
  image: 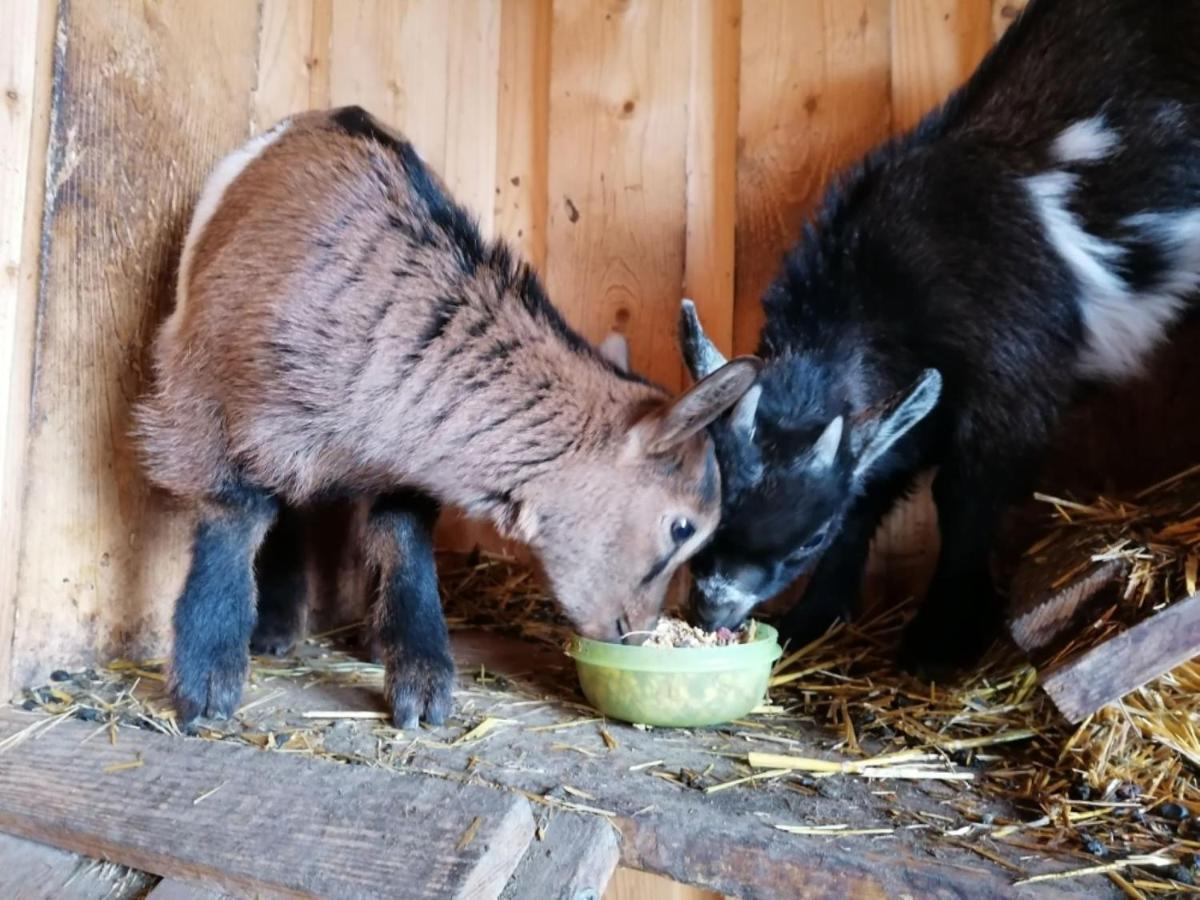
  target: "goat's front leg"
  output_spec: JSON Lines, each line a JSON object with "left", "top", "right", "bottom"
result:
{"left": 249, "top": 501, "right": 308, "bottom": 656}
{"left": 899, "top": 460, "right": 1014, "bottom": 673}
{"left": 780, "top": 472, "right": 914, "bottom": 648}
{"left": 368, "top": 490, "right": 454, "bottom": 729}
{"left": 172, "top": 485, "right": 278, "bottom": 724}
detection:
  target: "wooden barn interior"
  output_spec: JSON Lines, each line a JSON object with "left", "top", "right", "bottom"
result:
{"left": 3, "top": 1, "right": 1200, "bottom": 897}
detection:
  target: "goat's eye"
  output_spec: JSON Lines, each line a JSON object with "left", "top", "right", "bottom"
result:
{"left": 670, "top": 518, "right": 696, "bottom": 544}
{"left": 786, "top": 531, "right": 827, "bottom": 564}
{"left": 801, "top": 530, "right": 827, "bottom": 552}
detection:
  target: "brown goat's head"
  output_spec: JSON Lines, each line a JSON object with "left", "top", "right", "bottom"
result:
{"left": 509, "top": 354, "right": 761, "bottom": 642}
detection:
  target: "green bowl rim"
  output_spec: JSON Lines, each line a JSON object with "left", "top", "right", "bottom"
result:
{"left": 565, "top": 621, "right": 782, "bottom": 673}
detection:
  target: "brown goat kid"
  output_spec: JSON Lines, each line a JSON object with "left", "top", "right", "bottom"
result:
{"left": 135, "top": 107, "right": 759, "bottom": 727}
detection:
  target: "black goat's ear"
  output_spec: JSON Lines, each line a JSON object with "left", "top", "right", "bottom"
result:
{"left": 679, "top": 299, "right": 727, "bottom": 380}
{"left": 641, "top": 356, "right": 762, "bottom": 455}
{"left": 850, "top": 369, "right": 942, "bottom": 482}
{"left": 729, "top": 384, "right": 761, "bottom": 440}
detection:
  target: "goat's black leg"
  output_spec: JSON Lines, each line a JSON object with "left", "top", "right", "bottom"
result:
{"left": 250, "top": 501, "right": 308, "bottom": 656}
{"left": 368, "top": 489, "right": 453, "bottom": 729}
{"left": 171, "top": 485, "right": 277, "bottom": 724}
{"left": 899, "top": 459, "right": 1019, "bottom": 672}
{"left": 779, "top": 472, "right": 915, "bottom": 648}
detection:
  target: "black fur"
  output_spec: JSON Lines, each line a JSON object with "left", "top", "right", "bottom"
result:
{"left": 171, "top": 484, "right": 277, "bottom": 723}
{"left": 249, "top": 501, "right": 308, "bottom": 657}
{"left": 687, "top": 0, "right": 1200, "bottom": 671}
{"left": 368, "top": 490, "right": 453, "bottom": 730}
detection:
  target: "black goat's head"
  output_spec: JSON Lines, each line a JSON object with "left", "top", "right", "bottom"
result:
{"left": 678, "top": 300, "right": 942, "bottom": 631}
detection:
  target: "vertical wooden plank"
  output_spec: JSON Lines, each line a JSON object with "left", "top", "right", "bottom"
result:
{"left": 683, "top": 0, "right": 740, "bottom": 361}
{"left": 10, "top": 1, "right": 260, "bottom": 687}
{"left": 890, "top": 0, "right": 993, "bottom": 133}
{"left": 444, "top": 3, "right": 502, "bottom": 238}
{"left": 308, "top": 0, "right": 334, "bottom": 111}
{"left": 329, "top": 1, "right": 500, "bottom": 236}
{"left": 545, "top": 0, "right": 692, "bottom": 390}
{"left": 329, "top": 2, "right": 449, "bottom": 163}
{"left": 494, "top": 0, "right": 551, "bottom": 269}
{"left": 0, "top": 0, "right": 56, "bottom": 699}
{"left": 253, "top": 0, "right": 317, "bottom": 129}
{"left": 733, "top": 0, "right": 892, "bottom": 355}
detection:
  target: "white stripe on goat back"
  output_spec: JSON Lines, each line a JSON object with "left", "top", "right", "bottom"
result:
{"left": 1025, "top": 170, "right": 1193, "bottom": 380}
{"left": 163, "top": 119, "right": 293, "bottom": 343}
{"left": 1051, "top": 116, "right": 1120, "bottom": 164}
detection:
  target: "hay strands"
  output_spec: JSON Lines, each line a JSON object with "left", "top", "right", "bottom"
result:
{"left": 747, "top": 749, "right": 974, "bottom": 781}
{"left": 1013, "top": 854, "right": 1176, "bottom": 886}
{"left": 774, "top": 824, "right": 894, "bottom": 837}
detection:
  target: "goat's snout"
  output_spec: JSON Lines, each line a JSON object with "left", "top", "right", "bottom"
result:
{"left": 690, "top": 572, "right": 760, "bottom": 633}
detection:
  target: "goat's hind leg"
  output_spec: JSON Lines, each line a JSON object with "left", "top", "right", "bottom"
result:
{"left": 172, "top": 484, "right": 278, "bottom": 724}
{"left": 367, "top": 490, "right": 454, "bottom": 729}
{"left": 250, "top": 501, "right": 308, "bottom": 656}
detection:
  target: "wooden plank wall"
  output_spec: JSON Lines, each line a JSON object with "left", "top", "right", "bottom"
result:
{"left": 1, "top": 0, "right": 1025, "bottom": 692}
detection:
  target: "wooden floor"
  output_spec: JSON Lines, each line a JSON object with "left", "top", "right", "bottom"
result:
{"left": 0, "top": 629, "right": 1116, "bottom": 899}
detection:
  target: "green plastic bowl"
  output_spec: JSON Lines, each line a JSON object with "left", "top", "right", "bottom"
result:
{"left": 565, "top": 622, "right": 783, "bottom": 727}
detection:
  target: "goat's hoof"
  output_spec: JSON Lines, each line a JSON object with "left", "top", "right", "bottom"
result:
{"left": 170, "top": 653, "right": 247, "bottom": 724}
{"left": 385, "top": 649, "right": 455, "bottom": 730}
{"left": 249, "top": 617, "right": 302, "bottom": 657}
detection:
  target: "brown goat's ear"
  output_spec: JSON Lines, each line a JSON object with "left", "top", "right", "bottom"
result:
{"left": 641, "top": 356, "right": 761, "bottom": 455}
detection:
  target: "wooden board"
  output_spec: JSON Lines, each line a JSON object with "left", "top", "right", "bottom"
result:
{"left": 0, "top": 0, "right": 56, "bottom": 700}
{"left": 1039, "top": 592, "right": 1200, "bottom": 722}
{"left": 0, "top": 708, "right": 534, "bottom": 899}
{"left": 501, "top": 811, "right": 619, "bottom": 900}
{"left": 1011, "top": 525, "right": 1200, "bottom": 722}
{"left": 0, "top": 831, "right": 153, "bottom": 899}
{"left": 544, "top": 0, "right": 692, "bottom": 390}
{"left": 9, "top": 1, "right": 262, "bottom": 689}
{"left": 253, "top": 0, "right": 324, "bottom": 130}
{"left": 682, "top": 0, "right": 740, "bottom": 363}
{"left": 890, "top": 0, "right": 993, "bottom": 133}
{"left": 328, "top": 0, "right": 500, "bottom": 238}
{"left": 733, "top": 0, "right": 892, "bottom": 355}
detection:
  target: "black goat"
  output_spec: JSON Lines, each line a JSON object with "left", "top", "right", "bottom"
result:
{"left": 683, "top": 0, "right": 1200, "bottom": 670}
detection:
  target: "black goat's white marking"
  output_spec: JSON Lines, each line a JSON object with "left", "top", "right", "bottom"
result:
{"left": 1051, "top": 115, "right": 1120, "bottom": 163}
{"left": 1025, "top": 170, "right": 1195, "bottom": 379}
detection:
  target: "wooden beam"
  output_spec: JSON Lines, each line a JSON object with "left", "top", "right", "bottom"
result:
{"left": 0, "top": 0, "right": 56, "bottom": 700}
{"left": 501, "top": 812, "right": 619, "bottom": 900}
{"left": 0, "top": 831, "right": 153, "bottom": 899}
{"left": 1040, "top": 591, "right": 1200, "bottom": 723}
{"left": 0, "top": 708, "right": 534, "bottom": 899}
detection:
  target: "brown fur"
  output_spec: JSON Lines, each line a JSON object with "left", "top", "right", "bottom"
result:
{"left": 136, "top": 107, "right": 758, "bottom": 639}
